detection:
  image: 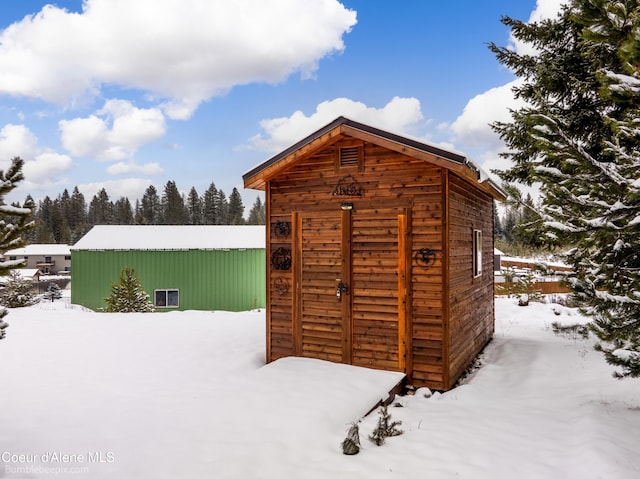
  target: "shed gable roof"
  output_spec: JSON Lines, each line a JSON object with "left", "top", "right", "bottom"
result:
{"left": 71, "top": 225, "right": 266, "bottom": 251}
{"left": 243, "top": 116, "right": 506, "bottom": 200}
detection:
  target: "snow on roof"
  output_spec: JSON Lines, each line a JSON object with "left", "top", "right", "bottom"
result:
{"left": 71, "top": 225, "right": 266, "bottom": 251}
{"left": 0, "top": 268, "right": 40, "bottom": 283}
{"left": 4, "top": 244, "right": 71, "bottom": 256}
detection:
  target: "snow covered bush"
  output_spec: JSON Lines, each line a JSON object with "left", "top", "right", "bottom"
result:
{"left": 42, "top": 282, "right": 63, "bottom": 302}
{"left": 513, "top": 272, "right": 545, "bottom": 306}
{"left": 368, "top": 404, "right": 402, "bottom": 446}
{"left": 341, "top": 422, "right": 361, "bottom": 455}
{"left": 103, "top": 268, "right": 155, "bottom": 313}
{"left": 0, "top": 271, "right": 38, "bottom": 308}
{"left": 490, "top": 0, "right": 640, "bottom": 377}
{"left": 0, "top": 308, "right": 8, "bottom": 340}
{"left": 551, "top": 322, "right": 590, "bottom": 340}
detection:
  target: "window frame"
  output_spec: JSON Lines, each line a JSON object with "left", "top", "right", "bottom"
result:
{"left": 154, "top": 289, "right": 180, "bottom": 308}
{"left": 473, "top": 229, "right": 483, "bottom": 278}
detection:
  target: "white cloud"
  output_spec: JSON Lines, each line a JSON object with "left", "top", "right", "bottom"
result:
{"left": 0, "top": 0, "right": 357, "bottom": 118}
{"left": 23, "top": 150, "right": 73, "bottom": 183}
{"left": 58, "top": 115, "right": 108, "bottom": 158}
{"left": 450, "top": 79, "right": 525, "bottom": 151}
{"left": 509, "top": 0, "right": 569, "bottom": 55}
{"left": 529, "top": 0, "right": 568, "bottom": 22}
{"left": 0, "top": 124, "right": 74, "bottom": 195}
{"left": 59, "top": 99, "right": 166, "bottom": 161}
{"left": 450, "top": 0, "right": 567, "bottom": 172}
{"left": 246, "top": 96, "right": 424, "bottom": 152}
{"left": 78, "top": 178, "right": 153, "bottom": 202}
{"left": 107, "top": 161, "right": 164, "bottom": 175}
{"left": 0, "top": 124, "right": 39, "bottom": 163}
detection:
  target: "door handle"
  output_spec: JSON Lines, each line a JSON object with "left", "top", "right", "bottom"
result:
{"left": 336, "top": 282, "right": 349, "bottom": 301}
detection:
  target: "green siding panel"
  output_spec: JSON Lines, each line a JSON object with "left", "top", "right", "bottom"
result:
{"left": 71, "top": 249, "right": 266, "bottom": 312}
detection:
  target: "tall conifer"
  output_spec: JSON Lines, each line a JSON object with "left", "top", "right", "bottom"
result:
{"left": 491, "top": 0, "right": 640, "bottom": 376}
{"left": 0, "top": 158, "right": 36, "bottom": 340}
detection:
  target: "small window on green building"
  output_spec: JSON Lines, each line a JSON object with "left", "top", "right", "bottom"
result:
{"left": 154, "top": 289, "right": 179, "bottom": 308}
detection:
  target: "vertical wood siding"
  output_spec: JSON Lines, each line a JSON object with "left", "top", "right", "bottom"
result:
{"left": 447, "top": 174, "right": 495, "bottom": 388}
{"left": 351, "top": 208, "right": 399, "bottom": 370}
{"left": 299, "top": 213, "right": 344, "bottom": 362}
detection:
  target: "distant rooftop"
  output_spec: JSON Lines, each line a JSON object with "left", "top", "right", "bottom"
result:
{"left": 71, "top": 225, "right": 266, "bottom": 251}
{"left": 4, "top": 244, "right": 71, "bottom": 256}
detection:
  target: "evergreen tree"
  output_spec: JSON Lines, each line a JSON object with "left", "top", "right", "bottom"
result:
{"left": 22, "top": 195, "right": 38, "bottom": 244}
{"left": 103, "top": 267, "right": 155, "bottom": 312}
{"left": 202, "top": 182, "right": 219, "bottom": 225}
{"left": 490, "top": 0, "right": 640, "bottom": 377}
{"left": 50, "top": 196, "right": 71, "bottom": 244}
{"left": 133, "top": 199, "right": 143, "bottom": 224}
{"left": 368, "top": 404, "right": 403, "bottom": 446}
{"left": 59, "top": 188, "right": 71, "bottom": 220}
{"left": 161, "top": 180, "right": 186, "bottom": 224}
{"left": 493, "top": 203, "right": 504, "bottom": 242}
{"left": 42, "top": 282, "right": 63, "bottom": 302}
{"left": 114, "top": 197, "right": 134, "bottom": 224}
{"left": 512, "top": 194, "right": 544, "bottom": 249}
{"left": 0, "top": 271, "right": 38, "bottom": 308}
{"left": 247, "top": 195, "right": 266, "bottom": 225}
{"left": 35, "top": 196, "right": 55, "bottom": 242}
{"left": 501, "top": 204, "right": 519, "bottom": 245}
{"left": 186, "top": 187, "right": 203, "bottom": 225}
{"left": 228, "top": 187, "right": 245, "bottom": 225}
{"left": 140, "top": 185, "right": 161, "bottom": 225}
{"left": 216, "top": 189, "right": 229, "bottom": 224}
{"left": 69, "top": 186, "right": 88, "bottom": 242}
{"left": 88, "top": 188, "right": 114, "bottom": 224}
{"left": 0, "top": 157, "right": 35, "bottom": 339}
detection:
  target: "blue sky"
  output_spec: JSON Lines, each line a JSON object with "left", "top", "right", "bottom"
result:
{"left": 0, "top": 0, "right": 562, "bottom": 207}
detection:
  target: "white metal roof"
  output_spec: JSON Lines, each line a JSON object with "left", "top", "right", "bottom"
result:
{"left": 0, "top": 269, "right": 41, "bottom": 283}
{"left": 71, "top": 225, "right": 266, "bottom": 251}
{"left": 4, "top": 244, "right": 72, "bottom": 256}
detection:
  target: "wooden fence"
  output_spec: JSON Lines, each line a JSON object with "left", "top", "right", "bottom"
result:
{"left": 494, "top": 281, "right": 570, "bottom": 296}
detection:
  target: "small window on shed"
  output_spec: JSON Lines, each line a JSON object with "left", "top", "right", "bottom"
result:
{"left": 473, "top": 230, "right": 483, "bottom": 278}
{"left": 154, "top": 289, "right": 179, "bottom": 308}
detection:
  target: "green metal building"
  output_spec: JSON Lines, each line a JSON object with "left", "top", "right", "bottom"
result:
{"left": 71, "top": 225, "right": 266, "bottom": 312}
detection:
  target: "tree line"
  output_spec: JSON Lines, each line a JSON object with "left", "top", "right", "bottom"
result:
{"left": 493, "top": 193, "right": 543, "bottom": 257}
{"left": 23, "top": 181, "right": 266, "bottom": 245}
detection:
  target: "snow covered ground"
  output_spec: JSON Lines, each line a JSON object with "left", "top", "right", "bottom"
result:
{"left": 1, "top": 294, "right": 639, "bottom": 478}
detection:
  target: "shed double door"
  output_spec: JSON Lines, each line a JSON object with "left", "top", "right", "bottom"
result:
{"left": 294, "top": 207, "right": 410, "bottom": 372}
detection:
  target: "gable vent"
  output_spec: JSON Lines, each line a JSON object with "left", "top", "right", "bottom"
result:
{"left": 340, "top": 147, "right": 360, "bottom": 167}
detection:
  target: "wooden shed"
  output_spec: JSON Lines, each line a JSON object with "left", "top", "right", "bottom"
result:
{"left": 243, "top": 117, "right": 505, "bottom": 390}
